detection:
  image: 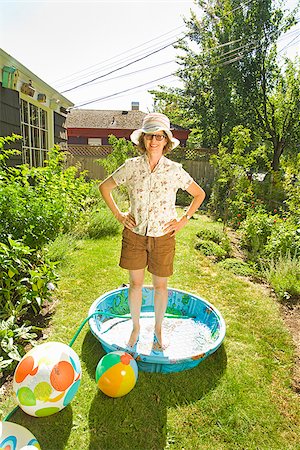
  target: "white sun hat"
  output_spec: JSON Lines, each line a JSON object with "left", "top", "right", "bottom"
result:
{"left": 130, "top": 112, "right": 180, "bottom": 150}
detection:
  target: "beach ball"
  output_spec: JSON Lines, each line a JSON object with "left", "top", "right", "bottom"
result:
{"left": 13, "top": 342, "right": 81, "bottom": 417}
{"left": 0, "top": 421, "right": 40, "bottom": 449}
{"left": 95, "top": 351, "right": 138, "bottom": 398}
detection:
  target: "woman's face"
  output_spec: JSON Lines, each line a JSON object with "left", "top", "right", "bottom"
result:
{"left": 143, "top": 132, "right": 167, "bottom": 156}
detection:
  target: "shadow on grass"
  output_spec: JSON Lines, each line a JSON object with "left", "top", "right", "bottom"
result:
{"left": 9, "top": 404, "right": 73, "bottom": 450}
{"left": 81, "top": 331, "right": 227, "bottom": 450}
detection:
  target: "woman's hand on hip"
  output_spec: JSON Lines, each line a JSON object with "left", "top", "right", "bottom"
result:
{"left": 163, "top": 216, "right": 188, "bottom": 236}
{"left": 117, "top": 212, "right": 136, "bottom": 229}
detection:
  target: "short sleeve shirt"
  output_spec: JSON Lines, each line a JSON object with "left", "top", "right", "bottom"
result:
{"left": 111, "top": 154, "right": 194, "bottom": 237}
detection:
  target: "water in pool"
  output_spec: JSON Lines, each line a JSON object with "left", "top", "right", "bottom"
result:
{"left": 98, "top": 312, "right": 214, "bottom": 359}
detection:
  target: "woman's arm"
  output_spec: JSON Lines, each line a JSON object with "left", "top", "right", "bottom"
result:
{"left": 164, "top": 181, "right": 206, "bottom": 235}
{"left": 184, "top": 181, "right": 206, "bottom": 219}
{"left": 99, "top": 176, "right": 136, "bottom": 229}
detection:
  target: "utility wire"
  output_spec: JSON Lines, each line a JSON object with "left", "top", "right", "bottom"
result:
{"left": 61, "top": 1, "right": 255, "bottom": 93}
{"left": 73, "top": 74, "right": 175, "bottom": 108}
{"left": 53, "top": 25, "right": 186, "bottom": 85}
{"left": 71, "top": 10, "right": 299, "bottom": 108}
{"left": 56, "top": 33, "right": 186, "bottom": 89}
{"left": 72, "top": 26, "right": 299, "bottom": 109}
{"left": 61, "top": 37, "right": 186, "bottom": 94}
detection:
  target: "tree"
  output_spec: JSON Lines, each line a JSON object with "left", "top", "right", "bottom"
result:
{"left": 152, "top": 0, "right": 299, "bottom": 170}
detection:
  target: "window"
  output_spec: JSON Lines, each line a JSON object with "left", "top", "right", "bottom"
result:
{"left": 88, "top": 137, "right": 102, "bottom": 146}
{"left": 20, "top": 99, "right": 48, "bottom": 167}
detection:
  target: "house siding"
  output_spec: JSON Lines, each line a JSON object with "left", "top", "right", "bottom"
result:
{"left": 0, "top": 48, "right": 73, "bottom": 166}
{"left": 0, "top": 82, "right": 22, "bottom": 165}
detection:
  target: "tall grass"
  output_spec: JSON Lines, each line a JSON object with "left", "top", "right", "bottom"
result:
{"left": 261, "top": 252, "right": 300, "bottom": 301}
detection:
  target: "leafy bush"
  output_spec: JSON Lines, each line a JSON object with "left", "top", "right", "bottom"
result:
{"left": 176, "top": 189, "right": 193, "bottom": 206}
{"left": 197, "top": 227, "right": 224, "bottom": 244}
{"left": 261, "top": 253, "right": 300, "bottom": 301}
{"left": 240, "top": 212, "right": 274, "bottom": 258}
{"left": 0, "top": 316, "right": 38, "bottom": 374}
{"left": 86, "top": 209, "right": 121, "bottom": 239}
{"left": 0, "top": 238, "right": 58, "bottom": 320}
{"left": 0, "top": 143, "right": 95, "bottom": 249}
{"left": 97, "top": 135, "right": 138, "bottom": 175}
{"left": 217, "top": 258, "right": 256, "bottom": 277}
{"left": 196, "top": 227, "right": 232, "bottom": 254}
{"left": 46, "top": 234, "right": 83, "bottom": 263}
{"left": 241, "top": 212, "right": 300, "bottom": 261}
{"left": 209, "top": 126, "right": 271, "bottom": 221}
{"left": 264, "top": 221, "right": 300, "bottom": 259}
{"left": 195, "top": 239, "right": 228, "bottom": 259}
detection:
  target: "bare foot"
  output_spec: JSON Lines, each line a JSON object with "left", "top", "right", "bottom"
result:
{"left": 153, "top": 328, "right": 169, "bottom": 350}
{"left": 127, "top": 326, "right": 140, "bottom": 348}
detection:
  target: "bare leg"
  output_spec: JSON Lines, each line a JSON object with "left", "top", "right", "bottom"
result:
{"left": 152, "top": 274, "right": 169, "bottom": 348}
{"left": 127, "top": 269, "right": 144, "bottom": 347}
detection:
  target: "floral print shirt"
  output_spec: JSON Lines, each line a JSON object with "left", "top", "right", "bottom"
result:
{"left": 111, "top": 154, "right": 194, "bottom": 237}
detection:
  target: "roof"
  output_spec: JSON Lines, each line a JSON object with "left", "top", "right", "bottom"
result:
{"left": 66, "top": 109, "right": 147, "bottom": 129}
{"left": 0, "top": 48, "right": 74, "bottom": 107}
{"left": 67, "top": 145, "right": 112, "bottom": 157}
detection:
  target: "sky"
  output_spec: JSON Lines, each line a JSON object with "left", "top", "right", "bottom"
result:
{"left": 0, "top": 0, "right": 299, "bottom": 113}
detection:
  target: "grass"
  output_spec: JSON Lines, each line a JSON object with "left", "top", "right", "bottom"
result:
{"left": 1, "top": 214, "right": 300, "bottom": 449}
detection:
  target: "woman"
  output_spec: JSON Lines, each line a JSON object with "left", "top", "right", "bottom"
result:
{"left": 99, "top": 113, "right": 205, "bottom": 349}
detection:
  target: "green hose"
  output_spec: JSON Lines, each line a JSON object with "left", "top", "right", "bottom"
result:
{"left": 2, "top": 310, "right": 191, "bottom": 422}
{"left": 69, "top": 310, "right": 192, "bottom": 347}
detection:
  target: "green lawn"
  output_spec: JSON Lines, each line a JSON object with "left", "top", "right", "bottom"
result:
{"left": 1, "top": 215, "right": 299, "bottom": 449}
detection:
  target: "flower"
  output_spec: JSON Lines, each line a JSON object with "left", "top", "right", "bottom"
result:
{"left": 47, "top": 282, "right": 55, "bottom": 291}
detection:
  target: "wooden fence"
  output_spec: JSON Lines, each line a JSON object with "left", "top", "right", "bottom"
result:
{"left": 65, "top": 147, "right": 216, "bottom": 193}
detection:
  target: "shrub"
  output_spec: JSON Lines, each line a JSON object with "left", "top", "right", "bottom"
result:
{"left": 0, "top": 238, "right": 58, "bottom": 320}
{"left": 264, "top": 221, "right": 300, "bottom": 259}
{"left": 217, "top": 258, "right": 256, "bottom": 277}
{"left": 86, "top": 209, "right": 121, "bottom": 239}
{"left": 261, "top": 253, "right": 300, "bottom": 301}
{"left": 0, "top": 316, "right": 38, "bottom": 375}
{"left": 195, "top": 239, "right": 228, "bottom": 260}
{"left": 0, "top": 144, "right": 95, "bottom": 249}
{"left": 240, "top": 212, "right": 274, "bottom": 257}
{"left": 196, "top": 227, "right": 232, "bottom": 255}
{"left": 46, "top": 234, "right": 83, "bottom": 263}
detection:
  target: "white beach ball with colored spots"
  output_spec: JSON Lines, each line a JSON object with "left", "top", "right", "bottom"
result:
{"left": 0, "top": 421, "right": 40, "bottom": 449}
{"left": 13, "top": 342, "right": 81, "bottom": 417}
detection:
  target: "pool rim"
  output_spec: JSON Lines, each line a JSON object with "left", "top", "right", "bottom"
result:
{"left": 88, "top": 286, "right": 226, "bottom": 365}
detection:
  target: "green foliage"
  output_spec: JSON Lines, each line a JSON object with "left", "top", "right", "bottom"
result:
{"left": 241, "top": 213, "right": 300, "bottom": 262}
{"left": 0, "top": 134, "right": 22, "bottom": 169}
{"left": 176, "top": 189, "right": 193, "bottom": 206}
{"left": 46, "top": 234, "right": 83, "bottom": 264}
{"left": 0, "top": 145, "right": 94, "bottom": 248}
{"left": 240, "top": 212, "right": 274, "bottom": 258}
{"left": 261, "top": 253, "right": 300, "bottom": 301}
{"left": 152, "top": 1, "right": 300, "bottom": 171}
{"left": 0, "top": 237, "right": 58, "bottom": 321}
{"left": 97, "top": 135, "right": 138, "bottom": 176}
{"left": 217, "top": 258, "right": 256, "bottom": 277}
{"left": 86, "top": 209, "right": 121, "bottom": 239}
{"left": 195, "top": 239, "right": 228, "bottom": 260}
{"left": 282, "top": 153, "right": 300, "bottom": 222}
{"left": 209, "top": 125, "right": 270, "bottom": 221}
{"left": 0, "top": 316, "right": 37, "bottom": 373}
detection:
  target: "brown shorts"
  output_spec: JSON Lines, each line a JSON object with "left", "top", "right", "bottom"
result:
{"left": 119, "top": 228, "right": 175, "bottom": 277}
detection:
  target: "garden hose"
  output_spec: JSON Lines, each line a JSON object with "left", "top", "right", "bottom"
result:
{"left": 2, "top": 310, "right": 192, "bottom": 422}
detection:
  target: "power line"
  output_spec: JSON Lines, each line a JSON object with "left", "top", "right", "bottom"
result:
{"left": 53, "top": 24, "right": 186, "bottom": 85}
{"left": 56, "top": 32, "right": 186, "bottom": 90}
{"left": 72, "top": 74, "right": 176, "bottom": 108}
{"left": 61, "top": 37, "right": 186, "bottom": 94}
{"left": 70, "top": 8, "right": 299, "bottom": 108}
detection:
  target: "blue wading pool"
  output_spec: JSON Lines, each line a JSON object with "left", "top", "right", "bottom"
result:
{"left": 88, "top": 286, "right": 226, "bottom": 373}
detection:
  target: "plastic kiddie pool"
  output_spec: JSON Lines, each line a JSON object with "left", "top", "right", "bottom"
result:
{"left": 88, "top": 286, "right": 226, "bottom": 373}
